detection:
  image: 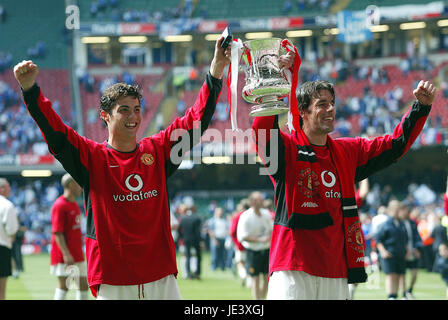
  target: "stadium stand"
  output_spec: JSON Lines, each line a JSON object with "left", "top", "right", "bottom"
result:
{"left": 1, "top": 0, "right": 447, "bottom": 277}
{"left": 76, "top": 0, "right": 335, "bottom": 22}
{"left": 0, "top": 0, "right": 68, "bottom": 69}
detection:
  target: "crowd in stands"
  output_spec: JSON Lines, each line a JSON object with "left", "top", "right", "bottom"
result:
{"left": 0, "top": 78, "right": 73, "bottom": 156}
{"left": 298, "top": 50, "right": 445, "bottom": 140}
{"left": 87, "top": 0, "right": 334, "bottom": 22}
{"left": 282, "top": 0, "right": 333, "bottom": 15}
{"left": 0, "top": 52, "right": 13, "bottom": 74}
{"left": 88, "top": 0, "right": 195, "bottom": 23}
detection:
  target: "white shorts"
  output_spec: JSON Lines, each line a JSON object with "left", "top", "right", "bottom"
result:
{"left": 267, "top": 270, "right": 349, "bottom": 300}
{"left": 97, "top": 275, "right": 182, "bottom": 300}
{"left": 234, "top": 249, "right": 246, "bottom": 263}
{"left": 50, "top": 262, "right": 87, "bottom": 278}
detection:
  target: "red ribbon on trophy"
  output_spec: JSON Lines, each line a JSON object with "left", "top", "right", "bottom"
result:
{"left": 281, "top": 39, "right": 302, "bottom": 133}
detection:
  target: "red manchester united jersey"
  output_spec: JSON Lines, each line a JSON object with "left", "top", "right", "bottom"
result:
{"left": 23, "top": 73, "right": 222, "bottom": 297}
{"left": 253, "top": 100, "right": 431, "bottom": 280}
{"left": 50, "top": 195, "right": 84, "bottom": 265}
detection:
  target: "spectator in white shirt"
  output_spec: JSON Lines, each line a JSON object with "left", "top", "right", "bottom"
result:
{"left": 237, "top": 192, "right": 273, "bottom": 299}
{"left": 0, "top": 178, "right": 19, "bottom": 300}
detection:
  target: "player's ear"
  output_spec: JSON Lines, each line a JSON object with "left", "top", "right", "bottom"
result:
{"left": 100, "top": 110, "right": 110, "bottom": 124}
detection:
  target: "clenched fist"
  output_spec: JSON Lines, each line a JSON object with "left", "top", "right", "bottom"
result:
{"left": 413, "top": 80, "right": 437, "bottom": 106}
{"left": 13, "top": 60, "right": 38, "bottom": 91}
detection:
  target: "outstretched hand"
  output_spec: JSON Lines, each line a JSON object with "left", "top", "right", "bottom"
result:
{"left": 413, "top": 80, "right": 436, "bottom": 106}
{"left": 13, "top": 60, "right": 39, "bottom": 91}
{"left": 209, "top": 37, "right": 231, "bottom": 79}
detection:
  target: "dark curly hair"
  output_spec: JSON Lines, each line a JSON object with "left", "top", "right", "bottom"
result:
{"left": 99, "top": 83, "right": 142, "bottom": 125}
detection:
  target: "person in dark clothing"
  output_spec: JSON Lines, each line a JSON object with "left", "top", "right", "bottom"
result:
{"left": 179, "top": 205, "right": 202, "bottom": 279}
{"left": 376, "top": 200, "right": 409, "bottom": 300}
{"left": 398, "top": 203, "right": 422, "bottom": 299}
{"left": 431, "top": 214, "right": 448, "bottom": 272}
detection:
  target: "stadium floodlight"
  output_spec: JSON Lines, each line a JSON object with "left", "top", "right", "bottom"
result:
{"left": 118, "top": 36, "right": 148, "bottom": 43}
{"left": 164, "top": 35, "right": 193, "bottom": 42}
{"left": 205, "top": 34, "right": 222, "bottom": 41}
{"left": 399, "top": 22, "right": 426, "bottom": 30}
{"left": 81, "top": 36, "right": 110, "bottom": 44}
{"left": 286, "top": 30, "right": 313, "bottom": 37}
{"left": 437, "top": 19, "right": 448, "bottom": 27}
{"left": 245, "top": 32, "right": 273, "bottom": 40}
{"left": 201, "top": 156, "right": 232, "bottom": 164}
{"left": 323, "top": 28, "right": 339, "bottom": 36}
{"left": 370, "top": 24, "right": 389, "bottom": 32}
{"left": 21, "top": 170, "right": 52, "bottom": 177}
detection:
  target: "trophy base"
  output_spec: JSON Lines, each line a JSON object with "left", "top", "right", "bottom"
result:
{"left": 249, "top": 102, "right": 289, "bottom": 117}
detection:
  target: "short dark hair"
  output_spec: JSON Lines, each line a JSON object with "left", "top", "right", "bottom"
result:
{"left": 99, "top": 82, "right": 142, "bottom": 115}
{"left": 296, "top": 80, "right": 335, "bottom": 127}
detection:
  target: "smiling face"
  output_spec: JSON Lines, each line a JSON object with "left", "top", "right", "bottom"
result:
{"left": 300, "top": 89, "right": 336, "bottom": 139}
{"left": 101, "top": 96, "right": 142, "bottom": 142}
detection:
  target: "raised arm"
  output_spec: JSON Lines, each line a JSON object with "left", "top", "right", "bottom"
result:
{"left": 160, "top": 37, "right": 230, "bottom": 176}
{"left": 252, "top": 115, "right": 287, "bottom": 180}
{"left": 14, "top": 61, "right": 90, "bottom": 188}
{"left": 354, "top": 80, "right": 436, "bottom": 182}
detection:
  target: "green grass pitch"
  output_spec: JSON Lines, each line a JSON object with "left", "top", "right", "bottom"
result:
{"left": 5, "top": 253, "right": 447, "bottom": 300}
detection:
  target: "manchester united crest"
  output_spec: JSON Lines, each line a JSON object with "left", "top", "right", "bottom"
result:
{"left": 141, "top": 153, "right": 154, "bottom": 166}
{"left": 347, "top": 221, "right": 365, "bottom": 253}
{"left": 297, "top": 168, "right": 320, "bottom": 199}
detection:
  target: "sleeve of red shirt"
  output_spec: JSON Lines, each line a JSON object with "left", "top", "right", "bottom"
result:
{"left": 155, "top": 72, "right": 222, "bottom": 177}
{"left": 353, "top": 101, "right": 431, "bottom": 182}
{"left": 22, "top": 84, "right": 91, "bottom": 188}
{"left": 252, "top": 115, "right": 288, "bottom": 181}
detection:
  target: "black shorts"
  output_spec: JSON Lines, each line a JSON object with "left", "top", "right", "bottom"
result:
{"left": 406, "top": 259, "right": 419, "bottom": 269}
{"left": 0, "top": 245, "right": 12, "bottom": 277}
{"left": 381, "top": 255, "right": 406, "bottom": 275}
{"left": 245, "top": 248, "right": 269, "bottom": 276}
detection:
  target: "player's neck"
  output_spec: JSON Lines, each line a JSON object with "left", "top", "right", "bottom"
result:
{"left": 302, "top": 128, "right": 328, "bottom": 146}
{"left": 107, "top": 135, "right": 137, "bottom": 153}
{"left": 63, "top": 190, "right": 76, "bottom": 202}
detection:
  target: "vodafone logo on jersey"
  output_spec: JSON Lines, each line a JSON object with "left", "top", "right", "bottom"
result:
{"left": 113, "top": 174, "right": 158, "bottom": 202}
{"left": 321, "top": 171, "right": 336, "bottom": 188}
{"left": 125, "top": 174, "right": 143, "bottom": 192}
{"left": 321, "top": 170, "right": 340, "bottom": 199}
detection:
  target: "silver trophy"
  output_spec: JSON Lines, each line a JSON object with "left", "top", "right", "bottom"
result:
{"left": 241, "top": 38, "right": 291, "bottom": 116}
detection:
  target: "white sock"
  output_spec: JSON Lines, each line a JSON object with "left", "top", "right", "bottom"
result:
{"left": 76, "top": 290, "right": 89, "bottom": 300}
{"left": 238, "top": 266, "right": 247, "bottom": 280}
{"left": 348, "top": 284, "right": 356, "bottom": 300}
{"left": 54, "top": 288, "right": 67, "bottom": 300}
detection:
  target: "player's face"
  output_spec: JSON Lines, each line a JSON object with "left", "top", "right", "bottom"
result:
{"left": 106, "top": 96, "right": 141, "bottom": 140}
{"left": 301, "top": 89, "right": 335, "bottom": 136}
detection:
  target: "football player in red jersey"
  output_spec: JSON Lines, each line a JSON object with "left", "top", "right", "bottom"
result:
{"left": 14, "top": 37, "right": 231, "bottom": 299}
{"left": 50, "top": 173, "right": 88, "bottom": 300}
{"left": 254, "top": 53, "right": 436, "bottom": 299}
